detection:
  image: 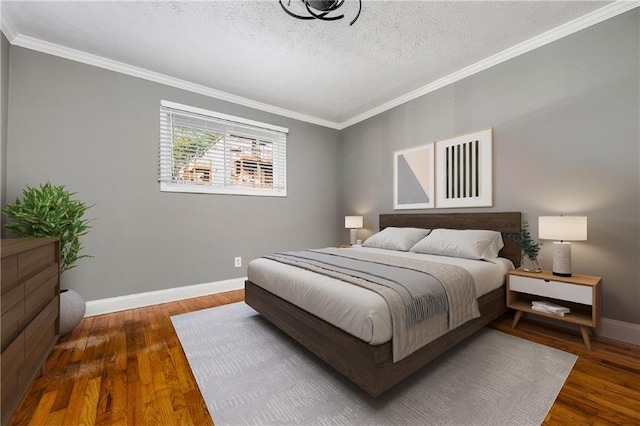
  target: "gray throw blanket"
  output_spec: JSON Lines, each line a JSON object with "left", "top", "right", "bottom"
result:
{"left": 264, "top": 247, "right": 481, "bottom": 361}
{"left": 268, "top": 250, "right": 448, "bottom": 327}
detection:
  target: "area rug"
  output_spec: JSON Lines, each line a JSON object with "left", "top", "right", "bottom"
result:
{"left": 171, "top": 302, "right": 577, "bottom": 425}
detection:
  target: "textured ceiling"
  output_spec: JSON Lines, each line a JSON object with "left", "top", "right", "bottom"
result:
{"left": 1, "top": 1, "right": 618, "bottom": 127}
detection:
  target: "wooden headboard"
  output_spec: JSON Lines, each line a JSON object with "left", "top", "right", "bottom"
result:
{"left": 379, "top": 212, "right": 522, "bottom": 267}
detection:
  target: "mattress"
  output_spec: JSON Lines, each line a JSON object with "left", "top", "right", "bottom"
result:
{"left": 247, "top": 246, "right": 514, "bottom": 345}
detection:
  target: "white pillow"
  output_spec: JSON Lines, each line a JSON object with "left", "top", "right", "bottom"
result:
{"left": 410, "top": 229, "right": 504, "bottom": 260}
{"left": 362, "top": 227, "right": 432, "bottom": 252}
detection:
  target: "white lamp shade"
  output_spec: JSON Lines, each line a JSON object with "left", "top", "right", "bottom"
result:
{"left": 345, "top": 216, "right": 363, "bottom": 229}
{"left": 538, "top": 216, "right": 587, "bottom": 241}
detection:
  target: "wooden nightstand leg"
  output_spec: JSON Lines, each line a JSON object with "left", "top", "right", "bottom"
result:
{"left": 511, "top": 311, "right": 523, "bottom": 329}
{"left": 580, "top": 326, "right": 592, "bottom": 351}
{"left": 590, "top": 327, "right": 598, "bottom": 339}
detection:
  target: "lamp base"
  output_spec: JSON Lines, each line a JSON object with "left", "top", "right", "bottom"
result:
{"left": 552, "top": 242, "right": 573, "bottom": 277}
{"left": 350, "top": 228, "right": 357, "bottom": 245}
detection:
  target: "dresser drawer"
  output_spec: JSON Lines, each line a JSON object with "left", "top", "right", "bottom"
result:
{"left": 24, "top": 263, "right": 58, "bottom": 296}
{"left": 1, "top": 332, "right": 24, "bottom": 410}
{"left": 1, "top": 281, "right": 24, "bottom": 313}
{"left": 25, "top": 295, "right": 59, "bottom": 355}
{"left": 18, "top": 243, "right": 56, "bottom": 281}
{"left": 1, "top": 299, "right": 24, "bottom": 351}
{"left": 509, "top": 275, "right": 592, "bottom": 305}
{"left": 21, "top": 267, "right": 58, "bottom": 329}
{"left": 21, "top": 296, "right": 59, "bottom": 387}
{"left": 1, "top": 254, "right": 18, "bottom": 293}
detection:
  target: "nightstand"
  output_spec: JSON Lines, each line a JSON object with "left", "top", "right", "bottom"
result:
{"left": 507, "top": 269, "right": 602, "bottom": 350}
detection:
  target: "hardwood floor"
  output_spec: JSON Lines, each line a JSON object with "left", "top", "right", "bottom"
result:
{"left": 8, "top": 290, "right": 640, "bottom": 425}
{"left": 8, "top": 290, "right": 244, "bottom": 426}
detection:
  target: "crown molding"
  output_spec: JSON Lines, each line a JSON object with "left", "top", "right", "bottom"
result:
{"left": 7, "top": 33, "right": 341, "bottom": 130}
{"left": 337, "top": 1, "right": 640, "bottom": 130}
{"left": 3, "top": 1, "right": 638, "bottom": 131}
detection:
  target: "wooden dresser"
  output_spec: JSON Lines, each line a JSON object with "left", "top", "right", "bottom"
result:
{"left": 1, "top": 237, "right": 60, "bottom": 424}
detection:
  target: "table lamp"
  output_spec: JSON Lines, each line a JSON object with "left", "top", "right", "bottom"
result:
{"left": 538, "top": 215, "right": 587, "bottom": 277}
{"left": 345, "top": 216, "right": 363, "bottom": 245}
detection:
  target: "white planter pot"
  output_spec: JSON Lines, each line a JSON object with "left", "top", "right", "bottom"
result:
{"left": 60, "top": 289, "right": 86, "bottom": 336}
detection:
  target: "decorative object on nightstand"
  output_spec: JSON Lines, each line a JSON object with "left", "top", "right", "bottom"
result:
{"left": 345, "top": 215, "right": 363, "bottom": 245}
{"left": 513, "top": 220, "right": 542, "bottom": 272}
{"left": 531, "top": 300, "right": 570, "bottom": 316}
{"left": 538, "top": 215, "right": 587, "bottom": 277}
{"left": 507, "top": 269, "right": 602, "bottom": 350}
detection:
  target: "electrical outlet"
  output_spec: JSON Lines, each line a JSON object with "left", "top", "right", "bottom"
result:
{"left": 234, "top": 257, "right": 242, "bottom": 268}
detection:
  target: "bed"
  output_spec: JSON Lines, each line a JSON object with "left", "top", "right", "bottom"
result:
{"left": 245, "top": 212, "right": 521, "bottom": 396}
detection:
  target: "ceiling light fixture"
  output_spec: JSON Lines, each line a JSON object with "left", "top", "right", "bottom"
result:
{"left": 279, "top": 0, "right": 362, "bottom": 26}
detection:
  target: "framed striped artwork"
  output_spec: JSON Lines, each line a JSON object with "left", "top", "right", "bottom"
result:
{"left": 435, "top": 128, "right": 493, "bottom": 208}
{"left": 393, "top": 143, "right": 435, "bottom": 209}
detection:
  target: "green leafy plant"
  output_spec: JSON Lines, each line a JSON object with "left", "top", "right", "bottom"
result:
{"left": 514, "top": 220, "right": 542, "bottom": 260}
{"left": 2, "top": 182, "right": 93, "bottom": 272}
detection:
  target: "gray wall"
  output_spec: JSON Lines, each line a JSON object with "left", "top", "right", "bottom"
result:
{"left": 340, "top": 10, "right": 640, "bottom": 325}
{"left": 1, "top": 33, "right": 9, "bottom": 237}
{"left": 6, "top": 47, "right": 341, "bottom": 301}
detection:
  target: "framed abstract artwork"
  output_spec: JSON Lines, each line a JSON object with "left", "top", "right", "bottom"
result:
{"left": 435, "top": 128, "right": 493, "bottom": 208}
{"left": 394, "top": 143, "right": 435, "bottom": 210}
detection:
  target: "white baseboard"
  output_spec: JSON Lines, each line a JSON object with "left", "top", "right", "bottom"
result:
{"left": 599, "top": 317, "right": 640, "bottom": 346}
{"left": 84, "top": 277, "right": 246, "bottom": 317}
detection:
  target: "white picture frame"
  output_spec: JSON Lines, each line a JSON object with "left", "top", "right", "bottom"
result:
{"left": 435, "top": 128, "right": 493, "bottom": 208}
{"left": 393, "top": 143, "right": 435, "bottom": 210}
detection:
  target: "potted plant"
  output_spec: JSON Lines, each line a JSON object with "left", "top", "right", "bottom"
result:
{"left": 514, "top": 220, "right": 542, "bottom": 272}
{"left": 2, "top": 182, "right": 93, "bottom": 335}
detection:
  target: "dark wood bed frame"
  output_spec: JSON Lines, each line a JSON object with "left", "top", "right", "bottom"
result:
{"left": 245, "top": 212, "right": 522, "bottom": 396}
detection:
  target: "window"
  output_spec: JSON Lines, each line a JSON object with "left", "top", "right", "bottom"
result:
{"left": 159, "top": 101, "right": 288, "bottom": 196}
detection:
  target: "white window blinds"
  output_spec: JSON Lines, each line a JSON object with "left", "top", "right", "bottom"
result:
{"left": 159, "top": 101, "right": 288, "bottom": 197}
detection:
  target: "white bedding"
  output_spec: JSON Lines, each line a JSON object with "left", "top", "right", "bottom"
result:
{"left": 247, "top": 246, "right": 513, "bottom": 345}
